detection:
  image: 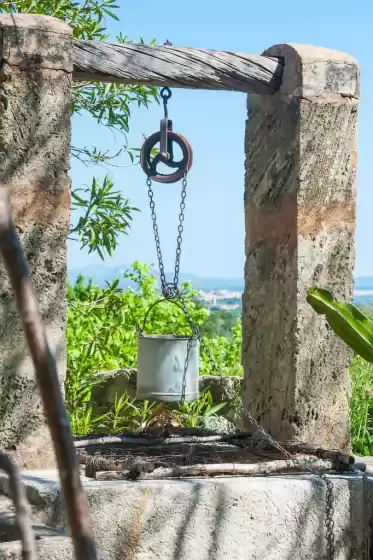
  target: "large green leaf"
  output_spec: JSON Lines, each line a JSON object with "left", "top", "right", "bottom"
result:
{"left": 307, "top": 288, "right": 373, "bottom": 363}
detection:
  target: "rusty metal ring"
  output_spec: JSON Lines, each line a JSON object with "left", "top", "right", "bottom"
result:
{"left": 140, "top": 130, "right": 193, "bottom": 184}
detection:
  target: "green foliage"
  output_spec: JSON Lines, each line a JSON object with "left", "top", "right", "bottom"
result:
{"left": 308, "top": 287, "right": 373, "bottom": 363}
{"left": 70, "top": 389, "right": 226, "bottom": 437}
{"left": 0, "top": 0, "right": 159, "bottom": 260}
{"left": 70, "top": 177, "right": 138, "bottom": 258}
{"left": 199, "top": 308, "right": 239, "bottom": 339}
{"left": 349, "top": 357, "right": 373, "bottom": 455}
{"left": 172, "top": 391, "right": 226, "bottom": 429}
{"left": 66, "top": 263, "right": 243, "bottom": 435}
{"left": 68, "top": 271, "right": 373, "bottom": 453}
{"left": 308, "top": 288, "right": 373, "bottom": 454}
{"left": 201, "top": 322, "right": 243, "bottom": 376}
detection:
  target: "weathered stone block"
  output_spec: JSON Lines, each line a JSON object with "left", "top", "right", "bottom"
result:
{"left": 242, "top": 44, "right": 359, "bottom": 450}
{"left": 92, "top": 368, "right": 138, "bottom": 410}
{"left": 0, "top": 15, "right": 72, "bottom": 466}
{"left": 0, "top": 470, "right": 370, "bottom": 559}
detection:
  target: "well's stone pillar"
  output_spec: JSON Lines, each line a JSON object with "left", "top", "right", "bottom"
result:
{"left": 242, "top": 44, "right": 359, "bottom": 451}
{"left": 0, "top": 15, "right": 72, "bottom": 466}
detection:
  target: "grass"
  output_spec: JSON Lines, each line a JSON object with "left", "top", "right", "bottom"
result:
{"left": 349, "top": 356, "right": 373, "bottom": 456}
{"left": 69, "top": 389, "right": 227, "bottom": 437}
{"left": 68, "top": 356, "right": 373, "bottom": 454}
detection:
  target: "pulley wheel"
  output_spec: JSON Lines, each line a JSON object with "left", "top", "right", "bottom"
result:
{"left": 140, "top": 130, "right": 193, "bottom": 184}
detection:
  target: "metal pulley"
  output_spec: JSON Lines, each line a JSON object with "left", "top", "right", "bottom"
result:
{"left": 140, "top": 87, "right": 193, "bottom": 184}
{"left": 137, "top": 87, "right": 199, "bottom": 403}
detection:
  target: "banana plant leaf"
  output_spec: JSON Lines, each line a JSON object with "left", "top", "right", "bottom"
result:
{"left": 307, "top": 287, "right": 373, "bottom": 363}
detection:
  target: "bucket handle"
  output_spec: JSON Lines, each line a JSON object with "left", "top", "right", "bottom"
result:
{"left": 139, "top": 297, "right": 199, "bottom": 338}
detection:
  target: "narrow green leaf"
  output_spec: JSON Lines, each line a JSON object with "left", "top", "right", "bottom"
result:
{"left": 307, "top": 287, "right": 373, "bottom": 362}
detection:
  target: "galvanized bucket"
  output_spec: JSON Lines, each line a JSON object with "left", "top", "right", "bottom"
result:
{"left": 136, "top": 334, "right": 200, "bottom": 402}
{"left": 136, "top": 299, "right": 200, "bottom": 402}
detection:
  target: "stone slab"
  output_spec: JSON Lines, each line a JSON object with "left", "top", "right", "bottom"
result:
{"left": 0, "top": 469, "right": 370, "bottom": 559}
{"left": 0, "top": 537, "right": 74, "bottom": 560}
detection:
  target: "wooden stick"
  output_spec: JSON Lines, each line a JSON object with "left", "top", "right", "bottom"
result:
{"left": 75, "top": 434, "right": 354, "bottom": 467}
{"left": 265, "top": 442, "right": 354, "bottom": 466}
{"left": 239, "top": 442, "right": 354, "bottom": 467}
{"left": 73, "top": 40, "right": 283, "bottom": 95}
{"left": 74, "top": 435, "right": 159, "bottom": 448}
{"left": 0, "top": 451, "right": 36, "bottom": 560}
{"left": 74, "top": 433, "right": 241, "bottom": 448}
{"left": 94, "top": 459, "right": 342, "bottom": 480}
{"left": 0, "top": 188, "right": 97, "bottom": 560}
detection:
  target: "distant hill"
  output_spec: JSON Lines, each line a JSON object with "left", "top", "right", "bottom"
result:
{"left": 68, "top": 264, "right": 245, "bottom": 292}
{"left": 68, "top": 265, "right": 373, "bottom": 303}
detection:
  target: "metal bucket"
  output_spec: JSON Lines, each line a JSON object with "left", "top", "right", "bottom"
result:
{"left": 136, "top": 333, "right": 200, "bottom": 402}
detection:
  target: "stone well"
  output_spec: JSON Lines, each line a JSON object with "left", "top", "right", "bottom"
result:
{"left": 0, "top": 469, "right": 371, "bottom": 559}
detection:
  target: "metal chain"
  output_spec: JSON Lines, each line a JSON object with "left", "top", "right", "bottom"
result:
{"left": 181, "top": 335, "right": 195, "bottom": 403}
{"left": 146, "top": 174, "right": 188, "bottom": 299}
{"left": 176, "top": 295, "right": 336, "bottom": 559}
{"left": 147, "top": 177, "right": 167, "bottom": 292}
{"left": 174, "top": 175, "right": 187, "bottom": 289}
{"left": 145, "top": 169, "right": 336, "bottom": 558}
{"left": 146, "top": 173, "right": 192, "bottom": 404}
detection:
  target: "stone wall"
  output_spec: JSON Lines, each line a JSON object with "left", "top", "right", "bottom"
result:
{"left": 0, "top": 470, "right": 369, "bottom": 559}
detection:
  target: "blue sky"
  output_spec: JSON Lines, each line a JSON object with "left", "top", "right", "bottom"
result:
{"left": 69, "top": 0, "right": 372, "bottom": 279}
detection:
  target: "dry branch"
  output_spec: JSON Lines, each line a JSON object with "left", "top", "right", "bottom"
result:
{"left": 75, "top": 435, "right": 152, "bottom": 448}
{"left": 0, "top": 451, "right": 36, "bottom": 560}
{"left": 0, "top": 188, "right": 97, "bottom": 560}
{"left": 75, "top": 434, "right": 354, "bottom": 469}
{"left": 94, "top": 459, "right": 342, "bottom": 480}
{"left": 240, "top": 441, "right": 354, "bottom": 467}
{"left": 73, "top": 40, "right": 283, "bottom": 95}
{"left": 74, "top": 433, "right": 243, "bottom": 448}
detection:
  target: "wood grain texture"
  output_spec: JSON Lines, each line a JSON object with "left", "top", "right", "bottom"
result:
{"left": 73, "top": 40, "right": 283, "bottom": 94}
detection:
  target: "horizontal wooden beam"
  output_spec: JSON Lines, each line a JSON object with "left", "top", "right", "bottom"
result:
{"left": 73, "top": 40, "right": 283, "bottom": 95}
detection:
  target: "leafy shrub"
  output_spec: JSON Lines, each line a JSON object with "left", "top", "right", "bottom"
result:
{"left": 307, "top": 288, "right": 373, "bottom": 454}
{"left": 68, "top": 271, "right": 373, "bottom": 453}
{"left": 66, "top": 261, "right": 242, "bottom": 434}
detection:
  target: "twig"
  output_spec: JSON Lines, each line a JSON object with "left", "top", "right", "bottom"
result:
{"left": 94, "top": 459, "right": 343, "bottom": 480}
{"left": 75, "top": 435, "right": 162, "bottom": 448}
{"left": 141, "top": 459, "right": 340, "bottom": 478}
{"left": 74, "top": 434, "right": 354, "bottom": 467}
{"left": 0, "top": 188, "right": 97, "bottom": 560}
{"left": 0, "top": 451, "right": 36, "bottom": 560}
{"left": 74, "top": 433, "right": 250, "bottom": 448}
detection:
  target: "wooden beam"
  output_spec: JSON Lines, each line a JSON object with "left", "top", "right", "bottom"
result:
{"left": 73, "top": 40, "right": 283, "bottom": 95}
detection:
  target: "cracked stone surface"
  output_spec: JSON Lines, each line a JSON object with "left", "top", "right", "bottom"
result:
{"left": 242, "top": 44, "right": 359, "bottom": 450}
{"left": 0, "top": 14, "right": 72, "bottom": 467}
{"left": 0, "top": 469, "right": 370, "bottom": 559}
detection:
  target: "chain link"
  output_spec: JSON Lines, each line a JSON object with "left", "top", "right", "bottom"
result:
{"left": 174, "top": 175, "right": 187, "bottom": 289}
{"left": 147, "top": 177, "right": 167, "bottom": 291}
{"left": 146, "top": 174, "right": 188, "bottom": 299}
{"left": 181, "top": 335, "right": 195, "bottom": 402}
{"left": 145, "top": 173, "right": 336, "bottom": 559}
{"left": 176, "top": 295, "right": 336, "bottom": 559}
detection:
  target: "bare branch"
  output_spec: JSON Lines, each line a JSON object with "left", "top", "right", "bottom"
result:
{"left": 0, "top": 451, "right": 36, "bottom": 560}
{"left": 93, "top": 459, "right": 341, "bottom": 480}
{"left": 0, "top": 188, "right": 97, "bottom": 560}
